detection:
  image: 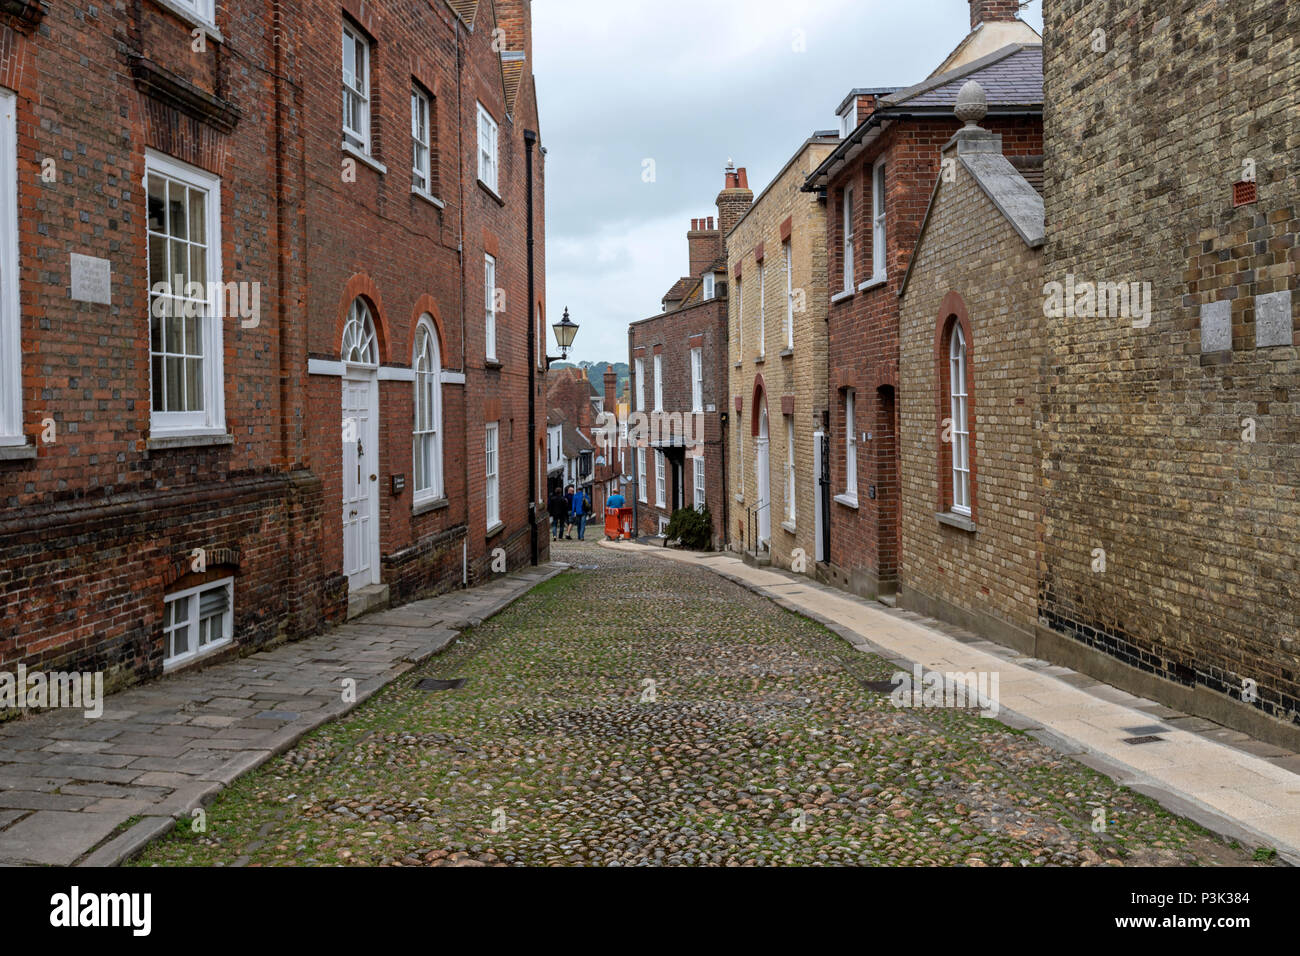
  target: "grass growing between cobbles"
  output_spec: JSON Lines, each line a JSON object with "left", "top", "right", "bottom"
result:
{"left": 131, "top": 543, "right": 1262, "bottom": 867}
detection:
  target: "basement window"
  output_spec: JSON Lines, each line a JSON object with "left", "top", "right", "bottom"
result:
{"left": 163, "top": 578, "right": 234, "bottom": 669}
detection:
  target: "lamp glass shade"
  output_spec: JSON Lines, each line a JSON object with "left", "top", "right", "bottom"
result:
{"left": 553, "top": 314, "right": 579, "bottom": 350}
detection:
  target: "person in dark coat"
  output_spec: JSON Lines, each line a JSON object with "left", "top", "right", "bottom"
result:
{"left": 548, "top": 489, "right": 569, "bottom": 540}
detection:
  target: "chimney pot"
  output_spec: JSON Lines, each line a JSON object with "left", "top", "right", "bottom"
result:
{"left": 969, "top": 0, "right": 1020, "bottom": 30}
{"left": 738, "top": 168, "right": 749, "bottom": 189}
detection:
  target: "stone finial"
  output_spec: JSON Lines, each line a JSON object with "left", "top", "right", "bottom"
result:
{"left": 954, "top": 80, "right": 988, "bottom": 127}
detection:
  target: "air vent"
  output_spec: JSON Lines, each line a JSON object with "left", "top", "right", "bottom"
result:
{"left": 1233, "top": 180, "right": 1257, "bottom": 207}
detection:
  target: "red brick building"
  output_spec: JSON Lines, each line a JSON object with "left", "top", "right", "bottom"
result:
{"left": 628, "top": 169, "right": 749, "bottom": 546}
{"left": 0, "top": 0, "right": 546, "bottom": 690}
{"left": 804, "top": 0, "right": 1042, "bottom": 600}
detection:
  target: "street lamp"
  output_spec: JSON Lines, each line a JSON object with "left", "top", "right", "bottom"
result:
{"left": 551, "top": 307, "right": 579, "bottom": 364}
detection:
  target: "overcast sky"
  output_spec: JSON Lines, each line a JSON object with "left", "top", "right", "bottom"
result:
{"left": 532, "top": 0, "right": 1042, "bottom": 365}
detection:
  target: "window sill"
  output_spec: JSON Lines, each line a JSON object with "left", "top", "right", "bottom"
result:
{"left": 342, "top": 142, "right": 387, "bottom": 175}
{"left": 779, "top": 348, "right": 793, "bottom": 359}
{"left": 148, "top": 0, "right": 224, "bottom": 42}
{"left": 0, "top": 440, "right": 36, "bottom": 461}
{"left": 937, "top": 511, "right": 976, "bottom": 533}
{"left": 834, "top": 493, "right": 859, "bottom": 510}
{"left": 147, "top": 432, "right": 235, "bottom": 451}
{"left": 781, "top": 520, "right": 797, "bottom": 534}
{"left": 831, "top": 289, "right": 855, "bottom": 305}
{"left": 477, "top": 179, "right": 505, "bottom": 205}
{"left": 486, "top": 521, "right": 505, "bottom": 539}
{"left": 735, "top": 493, "right": 744, "bottom": 504}
{"left": 413, "top": 496, "right": 450, "bottom": 517}
{"left": 412, "top": 187, "right": 446, "bottom": 209}
{"left": 858, "top": 275, "right": 887, "bottom": 293}
{"left": 485, "top": 359, "right": 502, "bottom": 370}
{"left": 734, "top": 361, "right": 743, "bottom": 369}
{"left": 754, "top": 355, "right": 765, "bottom": 365}
{"left": 164, "top": 637, "right": 233, "bottom": 674}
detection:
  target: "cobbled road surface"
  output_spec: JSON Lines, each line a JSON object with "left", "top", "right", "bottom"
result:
{"left": 132, "top": 541, "right": 1261, "bottom": 867}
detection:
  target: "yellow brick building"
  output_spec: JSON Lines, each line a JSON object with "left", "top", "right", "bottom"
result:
{"left": 727, "top": 134, "right": 838, "bottom": 570}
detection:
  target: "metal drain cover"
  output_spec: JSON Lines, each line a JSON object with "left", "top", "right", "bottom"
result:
{"left": 1123, "top": 735, "right": 1164, "bottom": 745}
{"left": 416, "top": 678, "right": 467, "bottom": 692}
{"left": 859, "top": 679, "right": 899, "bottom": 694}
{"left": 1123, "top": 725, "right": 1169, "bottom": 736}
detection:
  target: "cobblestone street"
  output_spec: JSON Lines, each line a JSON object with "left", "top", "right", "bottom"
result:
{"left": 132, "top": 541, "right": 1263, "bottom": 867}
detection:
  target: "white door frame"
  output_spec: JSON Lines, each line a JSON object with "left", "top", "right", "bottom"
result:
{"left": 342, "top": 372, "right": 381, "bottom": 591}
{"left": 756, "top": 406, "right": 771, "bottom": 549}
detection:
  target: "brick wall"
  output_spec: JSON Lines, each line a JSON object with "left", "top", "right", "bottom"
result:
{"left": 0, "top": 0, "right": 548, "bottom": 688}
{"left": 728, "top": 137, "right": 836, "bottom": 570}
{"left": 628, "top": 297, "right": 729, "bottom": 546}
{"left": 897, "top": 146, "right": 1042, "bottom": 645}
{"left": 1042, "top": 0, "right": 1299, "bottom": 728}
{"left": 823, "top": 115, "right": 1041, "bottom": 599}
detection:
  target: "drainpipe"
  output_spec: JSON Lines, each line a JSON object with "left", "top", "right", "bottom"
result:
{"left": 524, "top": 128, "right": 539, "bottom": 566}
{"left": 629, "top": 325, "right": 638, "bottom": 537}
{"left": 455, "top": 17, "right": 470, "bottom": 582}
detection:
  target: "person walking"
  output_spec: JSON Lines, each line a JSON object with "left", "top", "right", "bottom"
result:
{"left": 572, "top": 487, "right": 590, "bottom": 541}
{"left": 548, "top": 488, "right": 568, "bottom": 540}
{"left": 563, "top": 485, "right": 576, "bottom": 539}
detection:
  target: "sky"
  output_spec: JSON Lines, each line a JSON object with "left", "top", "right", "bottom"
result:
{"left": 532, "top": 0, "right": 1043, "bottom": 366}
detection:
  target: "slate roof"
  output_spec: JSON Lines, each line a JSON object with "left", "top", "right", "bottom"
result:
{"left": 804, "top": 43, "right": 1043, "bottom": 192}
{"left": 883, "top": 45, "right": 1042, "bottom": 110}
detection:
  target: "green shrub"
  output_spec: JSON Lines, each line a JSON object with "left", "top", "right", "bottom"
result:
{"left": 665, "top": 507, "right": 713, "bottom": 551}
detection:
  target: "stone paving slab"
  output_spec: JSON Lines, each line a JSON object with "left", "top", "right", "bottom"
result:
{"left": 608, "top": 541, "right": 1300, "bottom": 865}
{"left": 0, "top": 562, "right": 565, "bottom": 866}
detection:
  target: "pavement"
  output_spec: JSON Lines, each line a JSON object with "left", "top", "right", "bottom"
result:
{"left": 0, "top": 562, "right": 565, "bottom": 866}
{"left": 605, "top": 540, "right": 1300, "bottom": 864}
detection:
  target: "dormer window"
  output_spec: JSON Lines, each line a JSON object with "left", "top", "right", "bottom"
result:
{"left": 702, "top": 273, "right": 716, "bottom": 301}
{"left": 838, "top": 96, "right": 860, "bottom": 137}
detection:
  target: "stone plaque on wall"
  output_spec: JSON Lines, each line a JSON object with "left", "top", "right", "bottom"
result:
{"left": 70, "top": 253, "right": 112, "bottom": 305}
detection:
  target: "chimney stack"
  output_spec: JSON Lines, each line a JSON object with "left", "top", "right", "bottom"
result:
{"left": 969, "top": 0, "right": 1020, "bottom": 30}
{"left": 687, "top": 217, "right": 722, "bottom": 279}
{"left": 604, "top": 365, "right": 617, "bottom": 415}
{"left": 716, "top": 161, "right": 754, "bottom": 239}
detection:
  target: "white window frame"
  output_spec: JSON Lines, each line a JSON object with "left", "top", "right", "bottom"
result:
{"left": 634, "top": 357, "right": 645, "bottom": 413}
{"left": 412, "top": 316, "right": 444, "bottom": 504}
{"left": 871, "top": 157, "right": 887, "bottom": 281}
{"left": 783, "top": 240, "right": 794, "bottom": 350}
{"left": 537, "top": 304, "right": 544, "bottom": 369}
{"left": 163, "top": 577, "right": 234, "bottom": 671}
{"left": 734, "top": 278, "right": 743, "bottom": 361}
{"left": 843, "top": 389, "right": 858, "bottom": 503}
{"left": 842, "top": 187, "right": 855, "bottom": 292}
{"left": 484, "top": 254, "right": 497, "bottom": 362}
{"left": 342, "top": 23, "right": 371, "bottom": 154}
{"left": 950, "top": 325, "right": 971, "bottom": 516}
{"left": 485, "top": 422, "right": 500, "bottom": 529}
{"left": 702, "top": 273, "right": 715, "bottom": 301}
{"left": 758, "top": 262, "right": 766, "bottom": 357}
{"left": 785, "top": 416, "right": 796, "bottom": 523}
{"left": 477, "top": 102, "right": 499, "bottom": 192}
{"left": 0, "top": 88, "right": 21, "bottom": 447}
{"left": 411, "top": 86, "right": 433, "bottom": 197}
{"left": 693, "top": 455, "right": 706, "bottom": 511}
{"left": 655, "top": 450, "right": 666, "bottom": 508}
{"left": 653, "top": 353, "right": 663, "bottom": 412}
{"left": 637, "top": 447, "right": 647, "bottom": 503}
{"left": 690, "top": 347, "right": 703, "bottom": 413}
{"left": 145, "top": 150, "right": 225, "bottom": 438}
{"left": 171, "top": 0, "right": 216, "bottom": 29}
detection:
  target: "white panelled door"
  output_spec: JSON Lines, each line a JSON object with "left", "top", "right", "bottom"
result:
{"left": 756, "top": 407, "right": 771, "bottom": 550}
{"left": 342, "top": 375, "right": 380, "bottom": 591}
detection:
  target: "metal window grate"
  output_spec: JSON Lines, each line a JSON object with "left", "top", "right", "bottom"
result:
{"left": 1233, "top": 180, "right": 1257, "bottom": 207}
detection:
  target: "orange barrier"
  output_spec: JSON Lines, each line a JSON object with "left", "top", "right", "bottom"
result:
{"left": 604, "top": 507, "right": 634, "bottom": 541}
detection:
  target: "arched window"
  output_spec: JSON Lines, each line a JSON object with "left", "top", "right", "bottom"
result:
{"left": 412, "top": 316, "right": 443, "bottom": 502}
{"left": 342, "top": 299, "right": 378, "bottom": 366}
{"left": 948, "top": 322, "right": 970, "bottom": 515}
